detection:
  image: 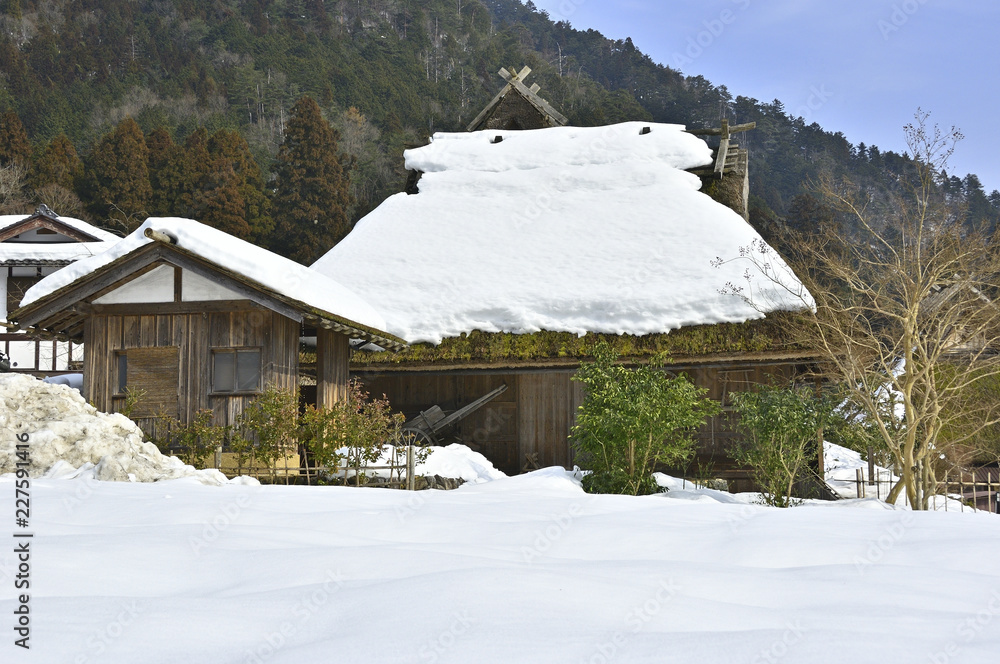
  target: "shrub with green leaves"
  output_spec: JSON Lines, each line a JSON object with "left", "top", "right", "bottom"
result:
{"left": 300, "top": 379, "right": 405, "bottom": 486}
{"left": 571, "top": 342, "right": 721, "bottom": 495}
{"left": 159, "top": 409, "right": 225, "bottom": 469}
{"left": 731, "top": 385, "right": 835, "bottom": 507}
{"left": 232, "top": 385, "right": 300, "bottom": 482}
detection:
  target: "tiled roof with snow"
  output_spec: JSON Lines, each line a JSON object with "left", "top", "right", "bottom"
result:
{"left": 312, "top": 122, "right": 813, "bottom": 344}
{"left": 20, "top": 217, "right": 392, "bottom": 339}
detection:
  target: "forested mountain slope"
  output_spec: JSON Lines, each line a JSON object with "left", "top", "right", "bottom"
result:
{"left": 1, "top": 0, "right": 997, "bottom": 257}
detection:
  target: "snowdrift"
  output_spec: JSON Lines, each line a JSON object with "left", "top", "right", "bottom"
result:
{"left": 0, "top": 374, "right": 253, "bottom": 485}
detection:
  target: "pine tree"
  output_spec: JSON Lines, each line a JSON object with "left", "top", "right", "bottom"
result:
{"left": 271, "top": 96, "right": 353, "bottom": 263}
{"left": 0, "top": 110, "right": 31, "bottom": 167}
{"left": 83, "top": 117, "right": 152, "bottom": 232}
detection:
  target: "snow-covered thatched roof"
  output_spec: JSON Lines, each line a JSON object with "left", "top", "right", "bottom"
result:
{"left": 312, "top": 122, "right": 812, "bottom": 344}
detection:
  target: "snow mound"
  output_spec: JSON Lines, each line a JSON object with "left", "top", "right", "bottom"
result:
{"left": 417, "top": 443, "right": 507, "bottom": 484}
{"left": 0, "top": 374, "right": 254, "bottom": 486}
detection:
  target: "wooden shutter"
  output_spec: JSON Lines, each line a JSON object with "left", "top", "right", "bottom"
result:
{"left": 126, "top": 347, "right": 180, "bottom": 418}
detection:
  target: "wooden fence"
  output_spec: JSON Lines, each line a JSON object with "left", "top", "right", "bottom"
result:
{"left": 853, "top": 467, "right": 1000, "bottom": 513}
{"left": 224, "top": 445, "right": 420, "bottom": 489}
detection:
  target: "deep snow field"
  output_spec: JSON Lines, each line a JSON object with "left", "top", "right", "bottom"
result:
{"left": 3, "top": 375, "right": 1000, "bottom": 662}
{"left": 2, "top": 468, "right": 1000, "bottom": 663}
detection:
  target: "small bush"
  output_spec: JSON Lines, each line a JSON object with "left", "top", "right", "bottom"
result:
{"left": 232, "top": 385, "right": 300, "bottom": 482}
{"left": 731, "top": 385, "right": 835, "bottom": 507}
{"left": 300, "top": 379, "right": 405, "bottom": 485}
{"left": 571, "top": 342, "right": 721, "bottom": 495}
{"left": 168, "top": 409, "right": 225, "bottom": 469}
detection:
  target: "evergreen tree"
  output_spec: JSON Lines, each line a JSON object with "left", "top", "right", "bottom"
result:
{"left": 30, "top": 134, "right": 82, "bottom": 191}
{"left": 207, "top": 129, "right": 272, "bottom": 243}
{"left": 0, "top": 110, "right": 31, "bottom": 167}
{"left": 83, "top": 117, "right": 152, "bottom": 232}
{"left": 271, "top": 96, "right": 352, "bottom": 263}
{"left": 146, "top": 128, "right": 187, "bottom": 216}
{"left": 197, "top": 162, "right": 251, "bottom": 238}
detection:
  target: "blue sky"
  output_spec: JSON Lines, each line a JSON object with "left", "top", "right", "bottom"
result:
{"left": 529, "top": 0, "right": 999, "bottom": 194}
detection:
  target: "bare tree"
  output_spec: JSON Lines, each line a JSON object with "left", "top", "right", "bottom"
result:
{"left": 0, "top": 163, "right": 29, "bottom": 214}
{"left": 723, "top": 111, "right": 1000, "bottom": 509}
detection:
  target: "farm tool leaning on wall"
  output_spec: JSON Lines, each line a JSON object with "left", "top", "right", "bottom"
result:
{"left": 400, "top": 384, "right": 508, "bottom": 446}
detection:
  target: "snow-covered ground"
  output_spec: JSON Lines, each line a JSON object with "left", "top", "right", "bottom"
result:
{"left": 3, "top": 467, "right": 999, "bottom": 663}
{"left": 4, "top": 374, "right": 999, "bottom": 662}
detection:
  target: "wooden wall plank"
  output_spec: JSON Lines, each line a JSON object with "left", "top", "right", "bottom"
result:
{"left": 317, "top": 329, "right": 349, "bottom": 407}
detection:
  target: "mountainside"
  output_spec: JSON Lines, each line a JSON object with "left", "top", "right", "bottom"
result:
{"left": 1, "top": 0, "right": 997, "bottom": 253}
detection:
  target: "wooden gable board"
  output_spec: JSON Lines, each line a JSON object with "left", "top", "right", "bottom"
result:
{"left": 0, "top": 215, "right": 104, "bottom": 244}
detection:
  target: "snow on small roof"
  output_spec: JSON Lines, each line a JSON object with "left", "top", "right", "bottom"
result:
{"left": 0, "top": 213, "right": 120, "bottom": 263}
{"left": 21, "top": 217, "right": 394, "bottom": 340}
{"left": 312, "top": 122, "right": 813, "bottom": 344}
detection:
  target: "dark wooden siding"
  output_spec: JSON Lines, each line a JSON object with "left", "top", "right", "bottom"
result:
{"left": 357, "top": 359, "right": 809, "bottom": 477}
{"left": 316, "top": 328, "right": 350, "bottom": 408}
{"left": 84, "top": 306, "right": 299, "bottom": 436}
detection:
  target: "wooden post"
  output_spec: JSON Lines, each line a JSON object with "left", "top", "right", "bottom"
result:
{"left": 406, "top": 445, "right": 416, "bottom": 491}
{"left": 856, "top": 468, "right": 864, "bottom": 498}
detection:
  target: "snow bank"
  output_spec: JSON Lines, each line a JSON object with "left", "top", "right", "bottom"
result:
{"left": 313, "top": 122, "right": 813, "bottom": 343}
{"left": 351, "top": 443, "right": 507, "bottom": 485}
{"left": 0, "top": 374, "right": 253, "bottom": 485}
{"left": 20, "top": 217, "right": 388, "bottom": 335}
{"left": 9, "top": 468, "right": 1000, "bottom": 663}
{"left": 416, "top": 443, "right": 507, "bottom": 484}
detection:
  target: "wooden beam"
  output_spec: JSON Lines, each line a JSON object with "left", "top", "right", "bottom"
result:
{"left": 505, "top": 75, "right": 569, "bottom": 126}
{"left": 89, "top": 300, "right": 266, "bottom": 316}
{"left": 686, "top": 121, "right": 756, "bottom": 137}
{"left": 714, "top": 136, "right": 730, "bottom": 178}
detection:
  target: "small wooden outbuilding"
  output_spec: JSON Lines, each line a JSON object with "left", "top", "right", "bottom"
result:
{"left": 10, "top": 218, "right": 404, "bottom": 438}
{"left": 1, "top": 206, "right": 119, "bottom": 375}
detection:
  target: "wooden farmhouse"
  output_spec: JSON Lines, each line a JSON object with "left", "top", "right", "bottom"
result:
{"left": 9, "top": 218, "right": 404, "bottom": 445}
{"left": 1, "top": 206, "right": 120, "bottom": 376}
{"left": 312, "top": 121, "right": 821, "bottom": 483}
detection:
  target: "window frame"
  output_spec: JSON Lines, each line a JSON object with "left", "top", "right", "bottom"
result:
{"left": 115, "top": 350, "right": 128, "bottom": 395}
{"left": 210, "top": 347, "right": 263, "bottom": 396}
